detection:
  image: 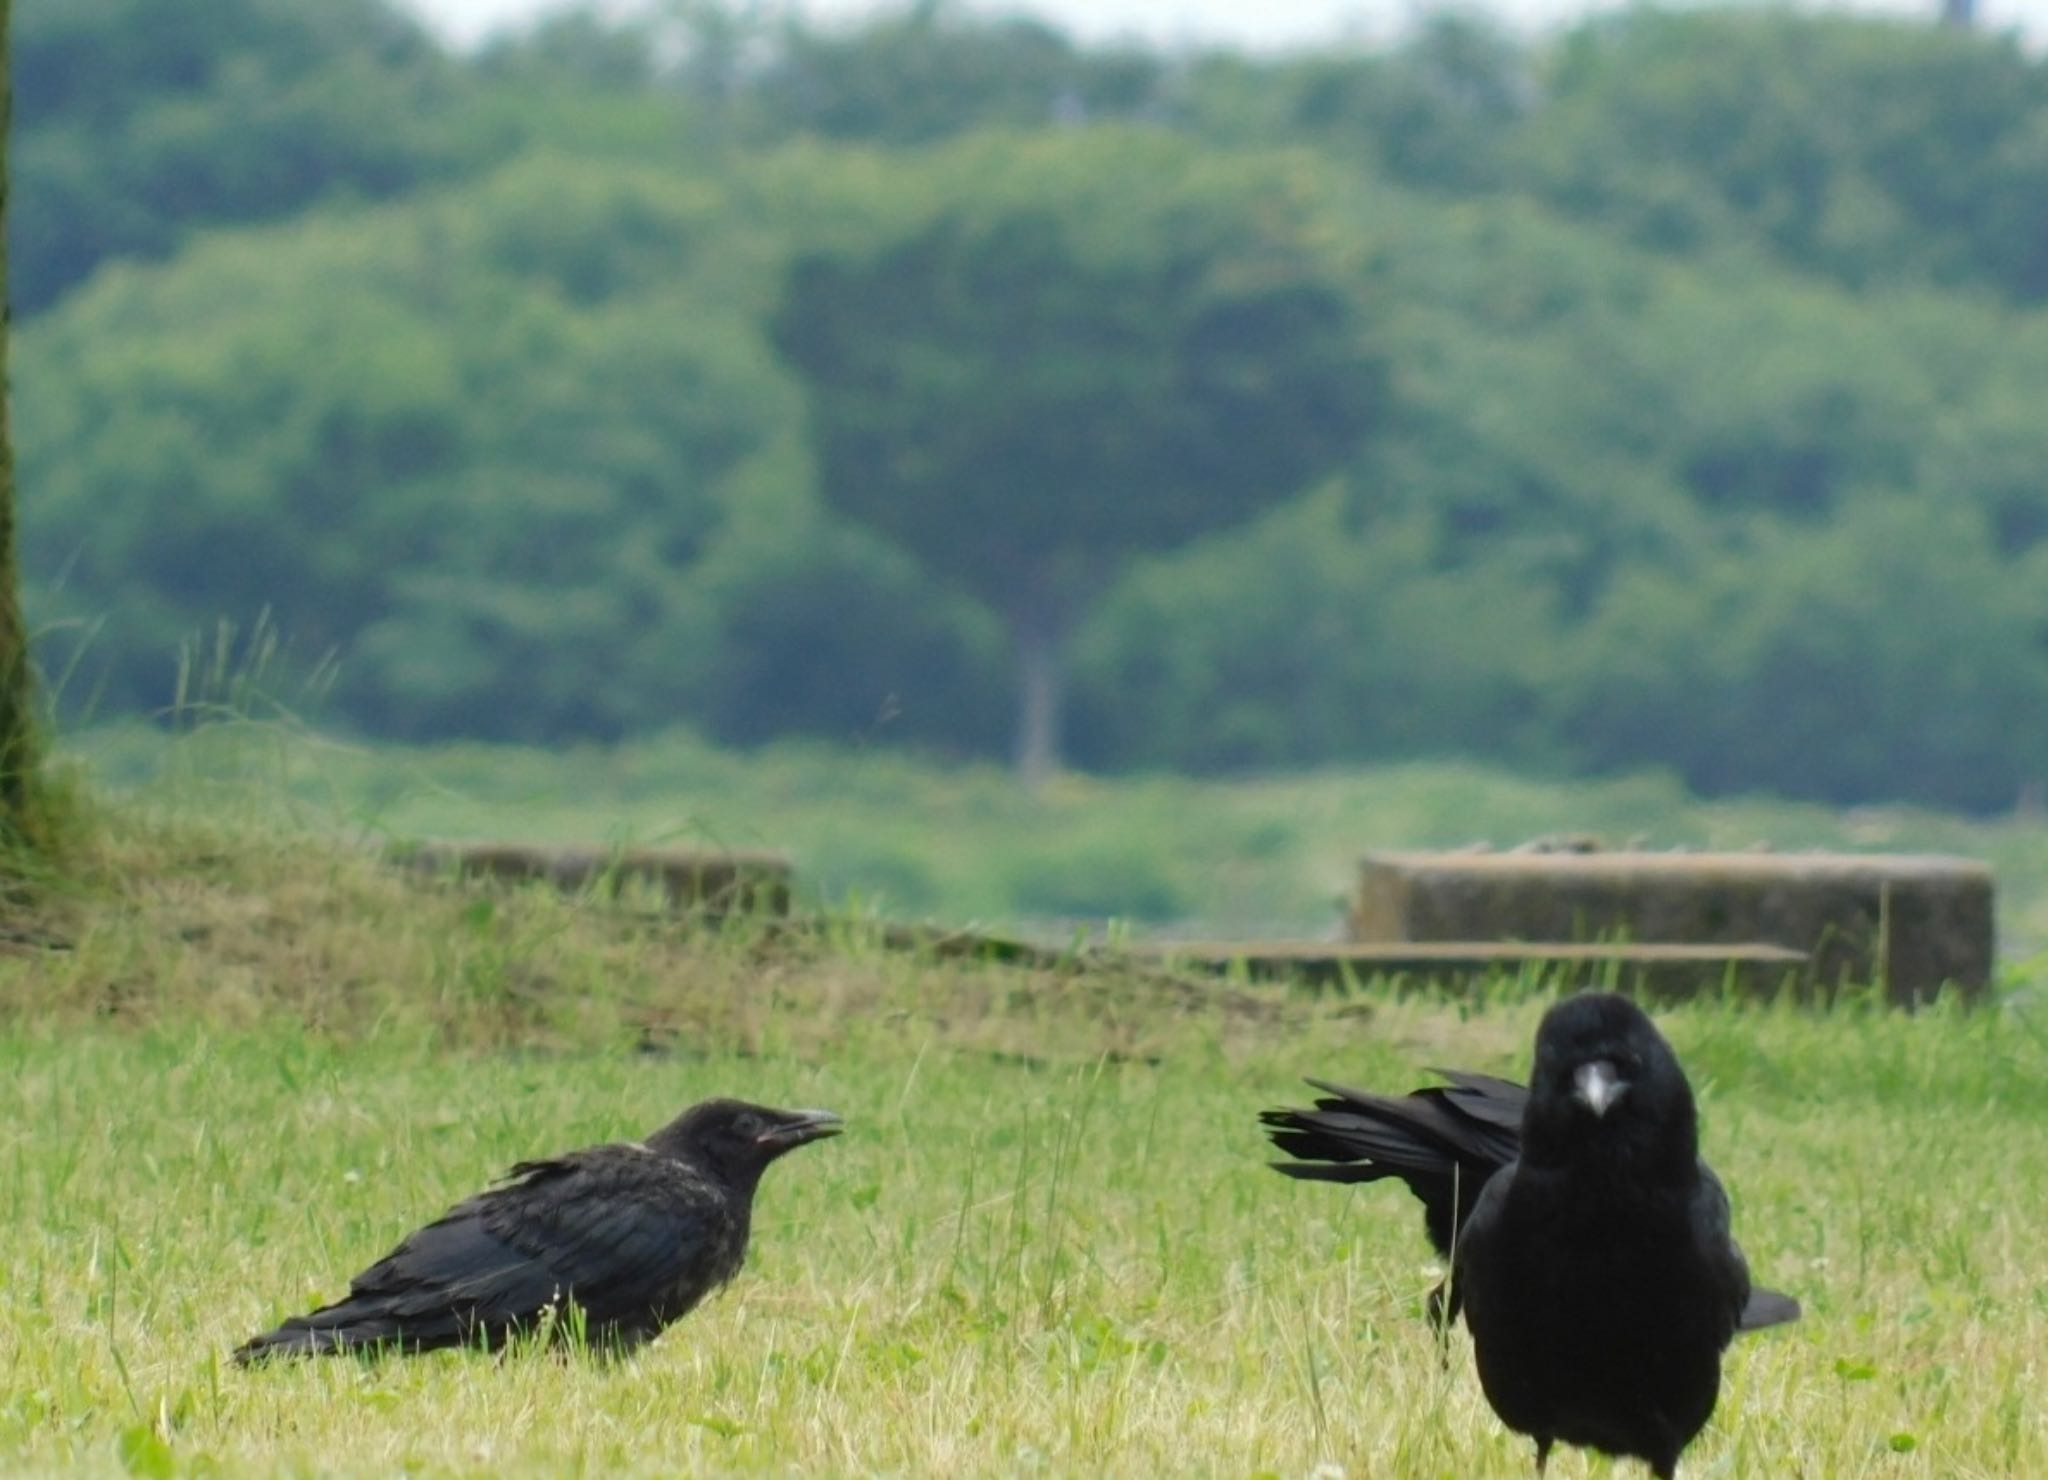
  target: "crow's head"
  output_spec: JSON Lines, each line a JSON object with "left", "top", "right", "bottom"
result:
{"left": 1521, "top": 992, "right": 1696, "bottom": 1171}
{"left": 655, "top": 1099, "right": 844, "bottom": 1183}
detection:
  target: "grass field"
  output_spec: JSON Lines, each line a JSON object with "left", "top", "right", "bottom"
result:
{"left": 2, "top": 798, "right": 2045, "bottom": 1476}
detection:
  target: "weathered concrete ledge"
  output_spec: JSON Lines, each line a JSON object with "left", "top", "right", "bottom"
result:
{"left": 397, "top": 842, "right": 793, "bottom": 916}
{"left": 1352, "top": 849, "right": 1994, "bottom": 1005}
{"left": 1133, "top": 939, "right": 1809, "bottom": 996}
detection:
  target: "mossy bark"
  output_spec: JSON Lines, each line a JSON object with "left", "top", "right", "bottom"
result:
{"left": 0, "top": 0, "right": 36, "bottom": 838}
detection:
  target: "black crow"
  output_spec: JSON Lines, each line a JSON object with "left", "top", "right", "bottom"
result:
{"left": 1264, "top": 993, "right": 1796, "bottom": 1477}
{"left": 1262, "top": 1033, "right": 1798, "bottom": 1335}
{"left": 235, "top": 1098, "right": 842, "bottom": 1362}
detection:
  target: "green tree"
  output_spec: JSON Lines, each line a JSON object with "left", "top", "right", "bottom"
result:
{"left": 771, "top": 130, "right": 1386, "bottom": 783}
{"left": 744, "top": 2, "right": 1161, "bottom": 144}
{"left": 1183, "top": 15, "right": 1528, "bottom": 194}
{"left": 1555, "top": 497, "right": 2048, "bottom": 810}
{"left": 14, "top": 0, "right": 511, "bottom": 316}
{"left": 1522, "top": 11, "right": 2048, "bottom": 298}
{"left": 1070, "top": 493, "right": 1557, "bottom": 774}
{"left": 21, "top": 157, "right": 802, "bottom": 740}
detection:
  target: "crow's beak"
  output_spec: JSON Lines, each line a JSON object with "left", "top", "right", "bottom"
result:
{"left": 758, "top": 1109, "right": 844, "bottom": 1150}
{"left": 1573, "top": 1060, "right": 1628, "bottom": 1118}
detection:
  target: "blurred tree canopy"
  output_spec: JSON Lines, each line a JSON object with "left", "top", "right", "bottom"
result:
{"left": 11, "top": 0, "right": 527, "bottom": 313}
{"left": 771, "top": 131, "right": 1385, "bottom": 781}
{"left": 26, "top": 158, "right": 796, "bottom": 739}
{"left": 18, "top": 0, "right": 2048, "bottom": 810}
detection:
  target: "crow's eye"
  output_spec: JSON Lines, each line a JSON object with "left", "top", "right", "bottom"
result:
{"left": 733, "top": 1112, "right": 763, "bottom": 1138}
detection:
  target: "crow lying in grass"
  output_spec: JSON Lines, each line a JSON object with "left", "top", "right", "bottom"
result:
{"left": 235, "top": 1099, "right": 842, "bottom": 1362}
{"left": 1264, "top": 993, "right": 1797, "bottom": 1478}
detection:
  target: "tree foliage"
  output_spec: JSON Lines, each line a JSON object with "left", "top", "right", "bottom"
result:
{"left": 26, "top": 158, "right": 793, "bottom": 738}
{"left": 770, "top": 130, "right": 1386, "bottom": 777}
{"left": 16, "top": 0, "right": 549, "bottom": 315}
{"left": 1521, "top": 11, "right": 2048, "bottom": 298}
{"left": 18, "top": 0, "right": 2048, "bottom": 811}
{"left": 745, "top": 4, "right": 1163, "bottom": 144}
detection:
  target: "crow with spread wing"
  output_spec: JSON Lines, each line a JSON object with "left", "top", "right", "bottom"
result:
{"left": 1265, "top": 994, "right": 1796, "bottom": 1476}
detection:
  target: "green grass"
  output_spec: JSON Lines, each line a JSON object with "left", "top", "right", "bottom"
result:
{"left": 68, "top": 721, "right": 2048, "bottom": 955}
{"left": 1, "top": 800, "right": 2045, "bottom": 1475}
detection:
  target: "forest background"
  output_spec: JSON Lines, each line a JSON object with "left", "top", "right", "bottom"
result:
{"left": 23, "top": 0, "right": 2048, "bottom": 930}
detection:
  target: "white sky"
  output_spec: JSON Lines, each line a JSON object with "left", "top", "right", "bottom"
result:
{"left": 401, "top": 0, "right": 2047, "bottom": 52}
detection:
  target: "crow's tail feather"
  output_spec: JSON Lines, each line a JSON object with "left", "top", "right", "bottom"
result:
{"left": 1738, "top": 1286, "right": 1802, "bottom": 1333}
{"left": 233, "top": 1298, "right": 474, "bottom": 1364}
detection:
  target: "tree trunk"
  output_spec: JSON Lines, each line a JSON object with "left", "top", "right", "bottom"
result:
{"left": 1011, "top": 616, "right": 1065, "bottom": 791}
{"left": 0, "top": 0, "right": 34, "bottom": 836}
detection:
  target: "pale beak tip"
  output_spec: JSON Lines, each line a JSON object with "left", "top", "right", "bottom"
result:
{"left": 1573, "top": 1061, "right": 1627, "bottom": 1117}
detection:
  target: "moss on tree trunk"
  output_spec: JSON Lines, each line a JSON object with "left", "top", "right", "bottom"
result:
{"left": 0, "top": 0, "right": 39, "bottom": 836}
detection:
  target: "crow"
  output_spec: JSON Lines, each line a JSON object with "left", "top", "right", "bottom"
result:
{"left": 1264, "top": 993, "right": 1796, "bottom": 1477}
{"left": 1262, "top": 1033, "right": 1798, "bottom": 1335}
{"left": 235, "top": 1098, "right": 842, "bottom": 1362}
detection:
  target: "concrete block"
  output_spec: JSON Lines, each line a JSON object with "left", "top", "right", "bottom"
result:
{"left": 1351, "top": 849, "right": 1993, "bottom": 1005}
{"left": 400, "top": 842, "right": 793, "bottom": 916}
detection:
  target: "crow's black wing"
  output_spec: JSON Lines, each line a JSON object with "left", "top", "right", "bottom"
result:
{"left": 1687, "top": 1165, "right": 1756, "bottom": 1348}
{"left": 1691, "top": 1162, "right": 1802, "bottom": 1334}
{"left": 1428, "top": 1070, "right": 1528, "bottom": 1132}
{"left": 236, "top": 1150, "right": 730, "bottom": 1360}
{"left": 1441, "top": 1156, "right": 1515, "bottom": 1343}
{"left": 484, "top": 1154, "right": 736, "bottom": 1324}
{"left": 1263, "top": 1071, "right": 1524, "bottom": 1256}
